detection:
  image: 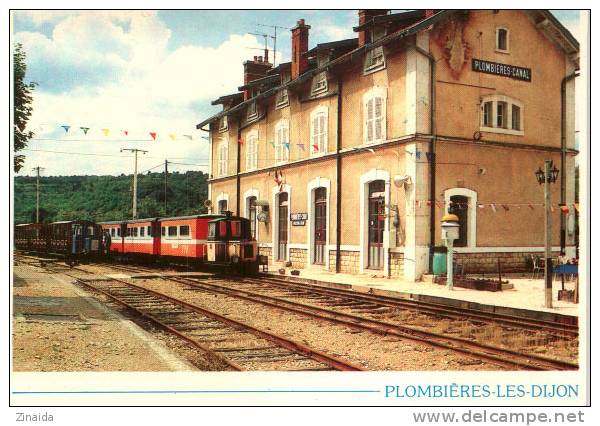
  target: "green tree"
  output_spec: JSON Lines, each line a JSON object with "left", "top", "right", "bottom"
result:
{"left": 13, "top": 43, "right": 37, "bottom": 173}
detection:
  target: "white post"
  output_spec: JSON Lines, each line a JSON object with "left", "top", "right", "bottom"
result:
{"left": 133, "top": 152, "right": 138, "bottom": 219}
{"left": 447, "top": 238, "right": 454, "bottom": 290}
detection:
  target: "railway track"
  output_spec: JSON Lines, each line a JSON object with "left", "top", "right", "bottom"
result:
{"left": 163, "top": 275, "right": 578, "bottom": 371}
{"left": 14, "top": 257, "right": 362, "bottom": 371}
{"left": 14, "top": 255, "right": 579, "bottom": 370}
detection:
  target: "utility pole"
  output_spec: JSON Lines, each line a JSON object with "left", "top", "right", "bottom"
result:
{"left": 120, "top": 148, "right": 148, "bottom": 219}
{"left": 32, "top": 166, "right": 44, "bottom": 223}
{"left": 544, "top": 160, "right": 553, "bottom": 308}
{"left": 164, "top": 160, "right": 169, "bottom": 216}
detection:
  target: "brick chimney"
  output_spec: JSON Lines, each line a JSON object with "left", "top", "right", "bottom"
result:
{"left": 291, "top": 19, "right": 310, "bottom": 80}
{"left": 243, "top": 55, "right": 271, "bottom": 100}
{"left": 358, "top": 10, "right": 389, "bottom": 47}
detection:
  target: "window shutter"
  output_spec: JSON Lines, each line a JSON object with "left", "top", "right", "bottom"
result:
{"left": 366, "top": 99, "right": 374, "bottom": 142}
{"left": 374, "top": 97, "right": 383, "bottom": 140}
{"left": 319, "top": 114, "right": 326, "bottom": 151}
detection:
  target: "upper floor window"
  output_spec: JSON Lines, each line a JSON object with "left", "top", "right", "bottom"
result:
{"left": 246, "top": 131, "right": 258, "bottom": 171}
{"left": 480, "top": 95, "right": 523, "bottom": 135}
{"left": 364, "top": 46, "right": 385, "bottom": 74}
{"left": 363, "top": 88, "right": 387, "bottom": 144}
{"left": 219, "top": 116, "right": 228, "bottom": 132}
{"left": 311, "top": 71, "right": 328, "bottom": 96}
{"left": 276, "top": 89, "right": 289, "bottom": 107}
{"left": 310, "top": 106, "right": 328, "bottom": 155}
{"left": 496, "top": 27, "right": 509, "bottom": 53}
{"left": 218, "top": 138, "right": 228, "bottom": 176}
{"left": 275, "top": 120, "right": 290, "bottom": 164}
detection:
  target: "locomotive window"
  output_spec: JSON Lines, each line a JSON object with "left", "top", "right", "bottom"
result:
{"left": 117, "top": 228, "right": 121, "bottom": 237}
{"left": 147, "top": 226, "right": 152, "bottom": 237}
{"left": 168, "top": 226, "right": 178, "bottom": 237}
{"left": 161, "top": 226, "right": 166, "bottom": 236}
{"left": 179, "top": 225, "right": 190, "bottom": 237}
{"left": 219, "top": 221, "right": 227, "bottom": 237}
{"left": 88, "top": 226, "right": 95, "bottom": 236}
{"left": 133, "top": 227, "right": 138, "bottom": 237}
{"left": 140, "top": 226, "right": 145, "bottom": 237}
{"left": 110, "top": 228, "right": 115, "bottom": 237}
{"left": 208, "top": 223, "right": 217, "bottom": 239}
{"left": 231, "top": 221, "right": 241, "bottom": 238}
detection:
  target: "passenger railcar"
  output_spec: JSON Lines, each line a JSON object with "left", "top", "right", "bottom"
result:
{"left": 122, "top": 218, "right": 160, "bottom": 258}
{"left": 100, "top": 220, "right": 125, "bottom": 254}
{"left": 159, "top": 215, "right": 222, "bottom": 261}
{"left": 15, "top": 220, "right": 104, "bottom": 262}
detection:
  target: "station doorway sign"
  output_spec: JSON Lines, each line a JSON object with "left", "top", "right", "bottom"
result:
{"left": 472, "top": 58, "right": 531, "bottom": 82}
{"left": 291, "top": 212, "right": 307, "bottom": 226}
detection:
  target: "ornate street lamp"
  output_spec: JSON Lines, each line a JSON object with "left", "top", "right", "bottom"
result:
{"left": 535, "top": 160, "right": 560, "bottom": 308}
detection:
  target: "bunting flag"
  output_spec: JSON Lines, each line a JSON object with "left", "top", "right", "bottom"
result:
{"left": 184, "top": 135, "right": 193, "bottom": 140}
{"left": 426, "top": 200, "right": 432, "bottom": 206}
{"left": 435, "top": 201, "right": 443, "bottom": 208}
{"left": 426, "top": 152, "right": 432, "bottom": 162}
{"left": 573, "top": 203, "right": 579, "bottom": 212}
{"left": 284, "top": 143, "right": 290, "bottom": 150}
{"left": 502, "top": 204, "right": 509, "bottom": 212}
{"left": 415, "top": 150, "right": 421, "bottom": 159}
{"left": 528, "top": 204, "right": 534, "bottom": 210}
{"left": 101, "top": 128, "right": 110, "bottom": 137}
{"left": 550, "top": 205, "right": 555, "bottom": 212}
{"left": 560, "top": 205, "right": 570, "bottom": 214}
{"left": 269, "top": 141, "right": 275, "bottom": 148}
{"left": 312, "top": 144, "right": 319, "bottom": 151}
{"left": 297, "top": 143, "right": 305, "bottom": 151}
{"left": 122, "top": 130, "right": 129, "bottom": 136}
{"left": 477, "top": 204, "right": 485, "bottom": 209}
{"left": 149, "top": 132, "right": 157, "bottom": 140}
{"left": 169, "top": 134, "right": 176, "bottom": 141}
{"left": 80, "top": 127, "right": 90, "bottom": 135}
{"left": 490, "top": 204, "right": 497, "bottom": 213}
{"left": 61, "top": 125, "right": 70, "bottom": 133}
{"left": 238, "top": 137, "right": 244, "bottom": 145}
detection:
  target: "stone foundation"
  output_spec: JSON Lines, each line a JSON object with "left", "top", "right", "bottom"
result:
{"left": 453, "top": 251, "right": 560, "bottom": 274}
{"left": 328, "top": 250, "right": 360, "bottom": 273}
{"left": 289, "top": 248, "right": 307, "bottom": 269}
{"left": 389, "top": 252, "right": 404, "bottom": 278}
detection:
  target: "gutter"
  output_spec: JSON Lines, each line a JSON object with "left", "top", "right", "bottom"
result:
{"left": 236, "top": 117, "right": 241, "bottom": 216}
{"left": 415, "top": 45, "right": 437, "bottom": 272}
{"left": 335, "top": 78, "right": 343, "bottom": 273}
{"left": 560, "top": 71, "right": 579, "bottom": 255}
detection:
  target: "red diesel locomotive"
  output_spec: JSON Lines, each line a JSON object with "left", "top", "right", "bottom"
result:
{"left": 99, "top": 213, "right": 258, "bottom": 272}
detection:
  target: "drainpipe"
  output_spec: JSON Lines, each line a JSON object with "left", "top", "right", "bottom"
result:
{"left": 415, "top": 45, "right": 437, "bottom": 272}
{"left": 236, "top": 116, "right": 241, "bottom": 217}
{"left": 560, "top": 72, "right": 578, "bottom": 256}
{"left": 335, "top": 78, "right": 343, "bottom": 273}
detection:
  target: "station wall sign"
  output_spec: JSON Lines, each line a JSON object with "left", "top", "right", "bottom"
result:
{"left": 291, "top": 212, "right": 308, "bottom": 226}
{"left": 472, "top": 58, "right": 531, "bottom": 82}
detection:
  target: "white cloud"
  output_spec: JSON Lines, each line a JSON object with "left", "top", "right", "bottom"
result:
{"left": 17, "top": 12, "right": 264, "bottom": 176}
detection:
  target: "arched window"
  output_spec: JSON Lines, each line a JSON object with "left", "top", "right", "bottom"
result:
{"left": 245, "top": 131, "right": 258, "bottom": 171}
{"left": 217, "top": 138, "right": 228, "bottom": 176}
{"left": 275, "top": 120, "right": 289, "bottom": 163}
{"left": 277, "top": 192, "right": 288, "bottom": 261}
{"left": 367, "top": 180, "right": 386, "bottom": 269}
{"left": 363, "top": 88, "right": 387, "bottom": 144}
{"left": 313, "top": 187, "right": 327, "bottom": 264}
{"left": 444, "top": 188, "right": 477, "bottom": 248}
{"left": 480, "top": 95, "right": 523, "bottom": 136}
{"left": 310, "top": 106, "right": 328, "bottom": 155}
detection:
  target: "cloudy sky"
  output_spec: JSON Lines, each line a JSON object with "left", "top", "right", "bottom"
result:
{"left": 12, "top": 10, "right": 581, "bottom": 177}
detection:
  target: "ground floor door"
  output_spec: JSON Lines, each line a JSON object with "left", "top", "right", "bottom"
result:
{"left": 313, "top": 187, "right": 326, "bottom": 265}
{"left": 277, "top": 193, "right": 288, "bottom": 261}
{"left": 449, "top": 195, "right": 468, "bottom": 247}
{"left": 367, "top": 180, "right": 385, "bottom": 270}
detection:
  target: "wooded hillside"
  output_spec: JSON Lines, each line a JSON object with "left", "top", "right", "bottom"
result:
{"left": 14, "top": 171, "right": 209, "bottom": 224}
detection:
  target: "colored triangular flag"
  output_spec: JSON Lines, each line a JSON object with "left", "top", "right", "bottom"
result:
{"left": 297, "top": 143, "right": 305, "bottom": 150}
{"left": 169, "top": 134, "right": 176, "bottom": 141}
{"left": 101, "top": 128, "right": 110, "bottom": 137}
{"left": 122, "top": 130, "right": 129, "bottom": 136}
{"left": 560, "top": 204, "right": 570, "bottom": 214}
{"left": 312, "top": 144, "right": 319, "bottom": 151}
{"left": 80, "top": 127, "right": 90, "bottom": 135}
{"left": 528, "top": 204, "right": 534, "bottom": 210}
{"left": 149, "top": 132, "right": 157, "bottom": 140}
{"left": 490, "top": 203, "right": 497, "bottom": 213}
{"left": 573, "top": 203, "right": 579, "bottom": 212}
{"left": 415, "top": 150, "right": 421, "bottom": 159}
{"left": 502, "top": 204, "right": 509, "bottom": 212}
{"left": 269, "top": 141, "right": 275, "bottom": 148}
{"left": 61, "top": 125, "right": 70, "bottom": 133}
{"left": 284, "top": 143, "right": 290, "bottom": 150}
{"left": 184, "top": 135, "right": 192, "bottom": 140}
{"left": 238, "top": 138, "right": 244, "bottom": 145}
{"left": 426, "top": 200, "right": 432, "bottom": 207}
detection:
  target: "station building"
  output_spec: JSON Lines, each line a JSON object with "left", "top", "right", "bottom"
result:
{"left": 197, "top": 10, "right": 579, "bottom": 281}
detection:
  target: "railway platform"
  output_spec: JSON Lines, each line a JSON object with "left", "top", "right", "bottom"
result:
{"left": 264, "top": 269, "right": 580, "bottom": 322}
{"left": 12, "top": 263, "right": 195, "bottom": 372}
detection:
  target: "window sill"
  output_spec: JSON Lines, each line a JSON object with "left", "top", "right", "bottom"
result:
{"left": 310, "top": 150, "right": 328, "bottom": 158}
{"left": 311, "top": 88, "right": 328, "bottom": 97}
{"left": 218, "top": 127, "right": 228, "bottom": 133}
{"left": 363, "top": 64, "right": 386, "bottom": 76}
{"left": 495, "top": 48, "right": 510, "bottom": 54}
{"left": 480, "top": 126, "right": 524, "bottom": 136}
